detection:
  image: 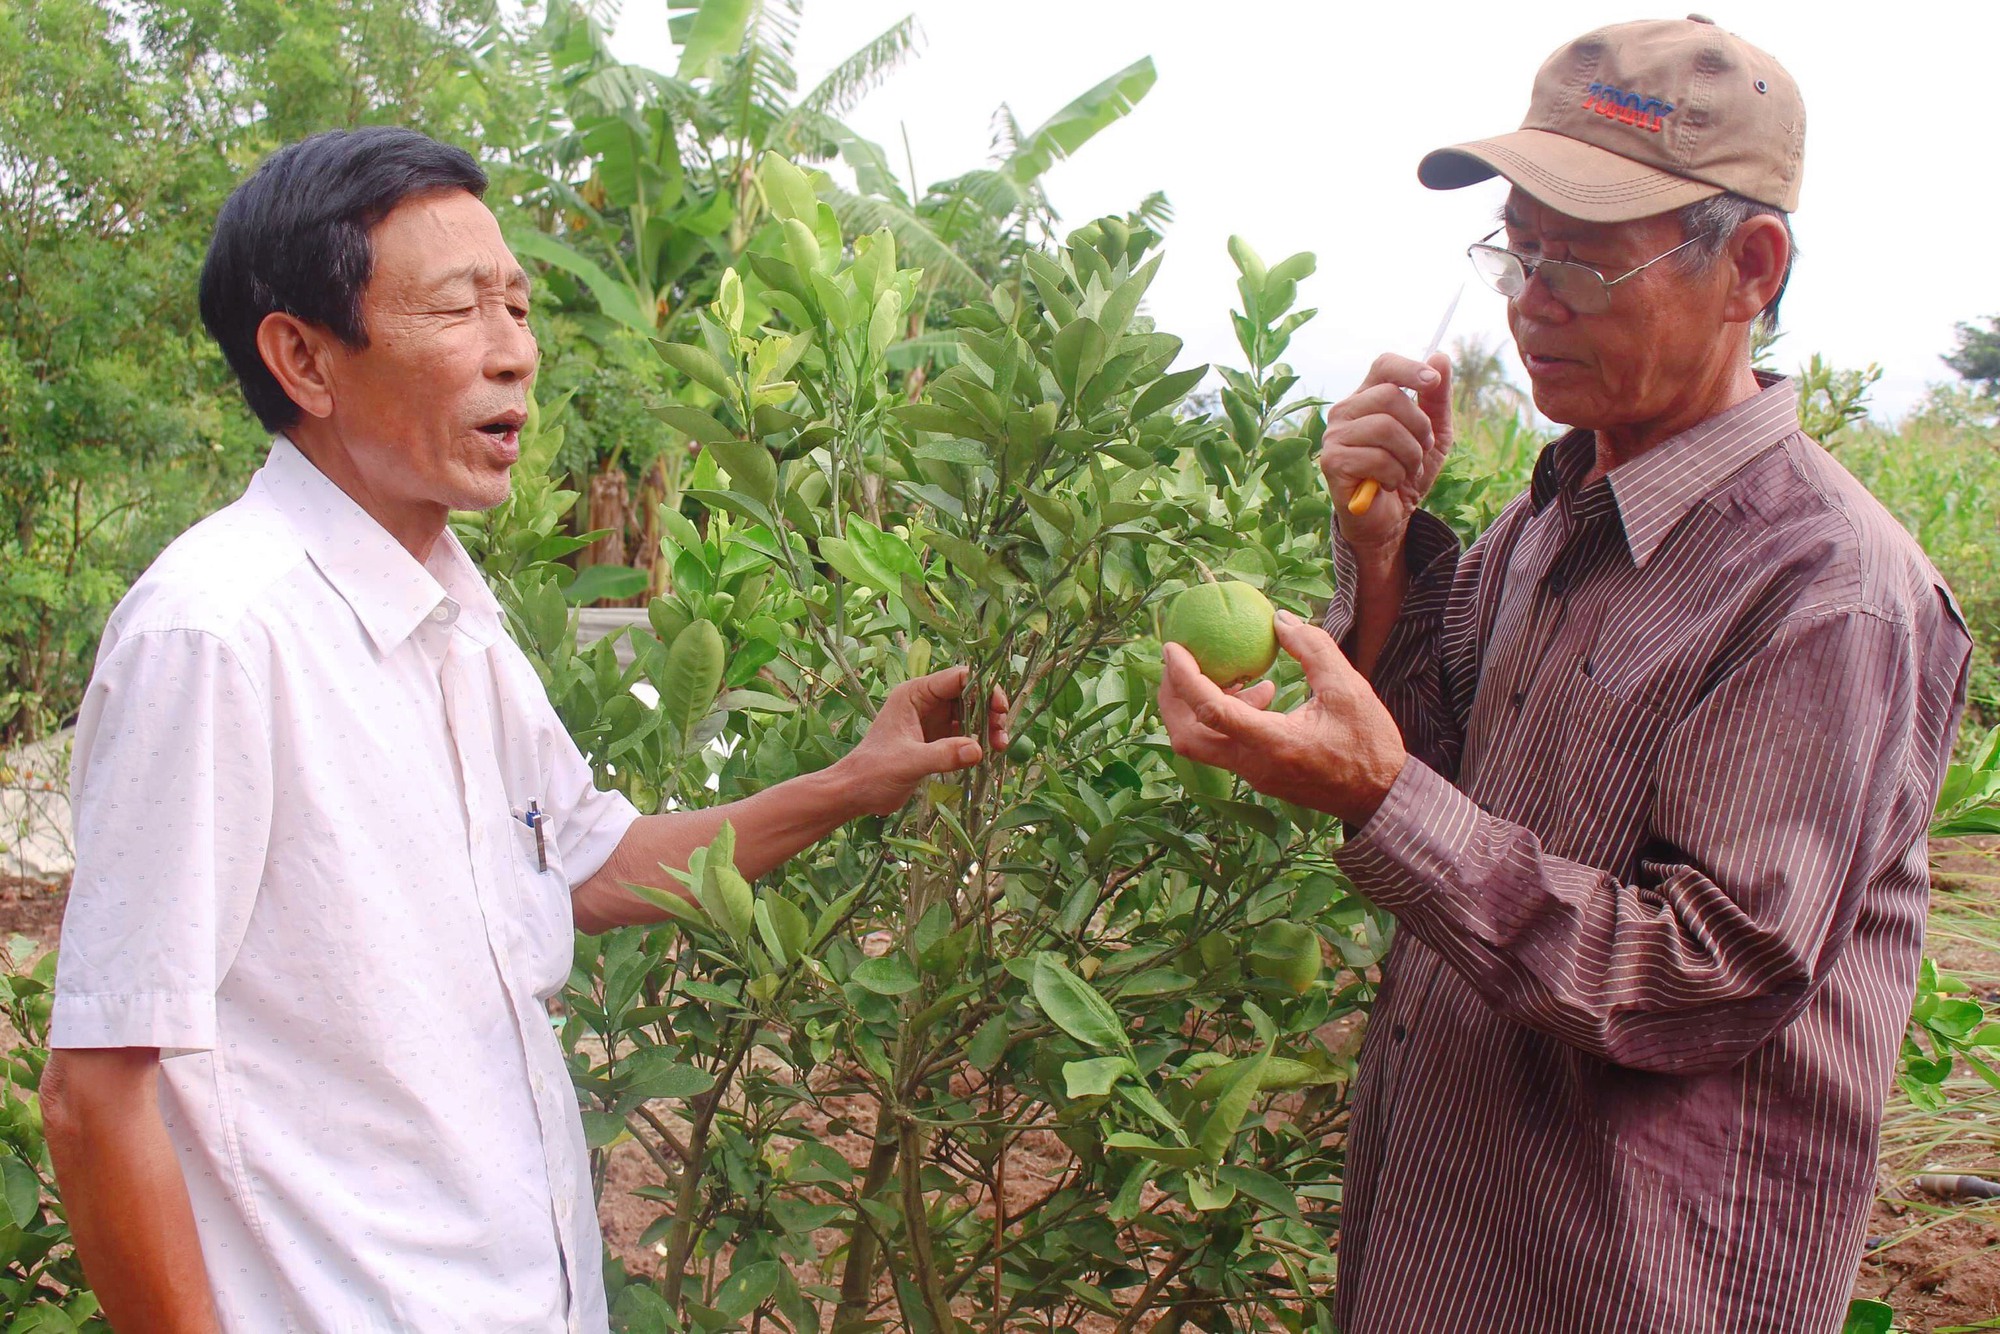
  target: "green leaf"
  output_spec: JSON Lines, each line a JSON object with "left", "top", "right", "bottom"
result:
{"left": 651, "top": 404, "right": 738, "bottom": 447}
{"left": 758, "top": 151, "right": 817, "bottom": 223}
{"left": 867, "top": 288, "right": 903, "bottom": 359}
{"left": 1227, "top": 235, "right": 1268, "bottom": 289}
{"left": 1097, "top": 252, "right": 1162, "bottom": 339}
{"left": 967, "top": 1013, "right": 1009, "bottom": 1070}
{"left": 1186, "top": 1170, "right": 1237, "bottom": 1212}
{"left": 895, "top": 403, "right": 987, "bottom": 437}
{"left": 580, "top": 1109, "right": 628, "bottom": 1149}
{"left": 510, "top": 230, "right": 653, "bottom": 337}
{"left": 1131, "top": 364, "right": 1209, "bottom": 420}
{"left": 622, "top": 1051, "right": 716, "bottom": 1101}
{"left": 1022, "top": 251, "right": 1078, "bottom": 325}
{"left": 713, "top": 1260, "right": 781, "bottom": 1319}
{"left": 563, "top": 564, "right": 648, "bottom": 606}
{"left": 1062, "top": 1278, "right": 1119, "bottom": 1314}
{"left": 851, "top": 954, "right": 920, "bottom": 995}
{"left": 912, "top": 439, "right": 988, "bottom": 466}
{"left": 1217, "top": 1164, "right": 1303, "bottom": 1221}
{"left": 1, "top": 1158, "right": 37, "bottom": 1226}
{"left": 1928, "top": 998, "right": 1987, "bottom": 1040}
{"left": 1840, "top": 1298, "right": 1894, "bottom": 1334}
{"left": 1031, "top": 955, "right": 1129, "bottom": 1053}
{"left": 706, "top": 439, "right": 778, "bottom": 506}
{"left": 782, "top": 217, "right": 823, "bottom": 277}
{"left": 703, "top": 864, "right": 756, "bottom": 944}
{"left": 1194, "top": 1038, "right": 1272, "bottom": 1164}
{"left": 755, "top": 893, "right": 811, "bottom": 967}
{"left": 1062, "top": 1056, "right": 1133, "bottom": 1099}
{"left": 674, "top": 0, "right": 753, "bottom": 79}
{"left": 1051, "top": 317, "right": 1108, "bottom": 402}
{"left": 1004, "top": 57, "right": 1157, "bottom": 185}
{"left": 654, "top": 342, "right": 737, "bottom": 400}
{"left": 1103, "top": 1132, "right": 1206, "bottom": 1168}
{"left": 7, "top": 1304, "right": 77, "bottom": 1334}
{"left": 660, "top": 619, "right": 725, "bottom": 746}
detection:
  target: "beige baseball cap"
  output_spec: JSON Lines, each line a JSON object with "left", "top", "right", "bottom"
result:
{"left": 1418, "top": 15, "right": 1805, "bottom": 223}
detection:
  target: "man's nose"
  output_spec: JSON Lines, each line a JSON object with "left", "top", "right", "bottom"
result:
{"left": 488, "top": 312, "right": 539, "bottom": 383}
{"left": 1513, "top": 267, "right": 1575, "bottom": 324}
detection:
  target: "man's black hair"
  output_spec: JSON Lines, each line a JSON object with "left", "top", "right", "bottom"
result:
{"left": 198, "top": 126, "right": 488, "bottom": 432}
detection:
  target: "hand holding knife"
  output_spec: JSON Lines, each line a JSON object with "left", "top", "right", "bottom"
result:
{"left": 1347, "top": 284, "right": 1463, "bottom": 516}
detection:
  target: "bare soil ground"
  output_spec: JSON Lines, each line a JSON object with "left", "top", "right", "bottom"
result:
{"left": 11, "top": 849, "right": 2000, "bottom": 1330}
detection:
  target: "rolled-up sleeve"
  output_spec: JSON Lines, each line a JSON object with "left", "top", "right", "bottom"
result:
{"left": 53, "top": 628, "right": 273, "bottom": 1055}
{"left": 1337, "top": 605, "right": 1920, "bottom": 1075}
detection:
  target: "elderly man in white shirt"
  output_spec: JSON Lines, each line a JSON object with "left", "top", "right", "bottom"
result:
{"left": 42, "top": 126, "right": 1009, "bottom": 1334}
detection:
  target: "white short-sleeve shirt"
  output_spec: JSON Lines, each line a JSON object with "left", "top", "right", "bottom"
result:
{"left": 53, "top": 437, "right": 641, "bottom": 1333}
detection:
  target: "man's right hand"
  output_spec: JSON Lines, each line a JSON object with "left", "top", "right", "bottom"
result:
{"left": 1319, "top": 352, "right": 1455, "bottom": 559}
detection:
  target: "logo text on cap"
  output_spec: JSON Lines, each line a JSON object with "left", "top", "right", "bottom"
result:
{"left": 1581, "top": 82, "right": 1676, "bottom": 134}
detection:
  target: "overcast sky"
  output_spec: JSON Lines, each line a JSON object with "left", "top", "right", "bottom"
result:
{"left": 609, "top": 1, "right": 1999, "bottom": 421}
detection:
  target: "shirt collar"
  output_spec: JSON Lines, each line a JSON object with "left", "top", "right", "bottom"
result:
{"left": 256, "top": 436, "right": 503, "bottom": 654}
{"left": 1528, "top": 373, "right": 1801, "bottom": 569}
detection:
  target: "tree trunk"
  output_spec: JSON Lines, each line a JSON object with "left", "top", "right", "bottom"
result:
{"left": 585, "top": 466, "right": 629, "bottom": 571}
{"left": 634, "top": 455, "right": 670, "bottom": 600}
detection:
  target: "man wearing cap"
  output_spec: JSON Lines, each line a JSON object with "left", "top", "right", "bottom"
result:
{"left": 1157, "top": 16, "right": 1971, "bottom": 1332}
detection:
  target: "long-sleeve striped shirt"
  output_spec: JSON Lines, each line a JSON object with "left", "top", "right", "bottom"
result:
{"left": 1324, "top": 376, "right": 1972, "bottom": 1333}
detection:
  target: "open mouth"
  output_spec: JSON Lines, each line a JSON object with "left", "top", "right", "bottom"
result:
{"left": 475, "top": 411, "right": 526, "bottom": 459}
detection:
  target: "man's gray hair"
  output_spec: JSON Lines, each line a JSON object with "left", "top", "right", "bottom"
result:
{"left": 1674, "top": 192, "right": 1795, "bottom": 332}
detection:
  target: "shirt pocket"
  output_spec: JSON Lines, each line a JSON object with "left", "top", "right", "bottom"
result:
{"left": 508, "top": 814, "right": 575, "bottom": 1000}
{"left": 1544, "top": 657, "right": 1677, "bottom": 871}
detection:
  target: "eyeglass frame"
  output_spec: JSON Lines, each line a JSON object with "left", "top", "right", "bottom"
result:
{"left": 1466, "top": 226, "right": 1711, "bottom": 313}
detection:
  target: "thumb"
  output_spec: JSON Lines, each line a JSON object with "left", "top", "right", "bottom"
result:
{"left": 1275, "top": 609, "right": 1354, "bottom": 695}
{"left": 918, "top": 736, "right": 982, "bottom": 774}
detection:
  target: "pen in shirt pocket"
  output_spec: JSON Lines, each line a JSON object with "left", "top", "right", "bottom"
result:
{"left": 512, "top": 801, "right": 548, "bottom": 872}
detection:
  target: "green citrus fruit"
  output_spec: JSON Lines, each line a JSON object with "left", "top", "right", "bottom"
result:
{"left": 1249, "top": 920, "right": 1322, "bottom": 995}
{"left": 1007, "top": 734, "right": 1035, "bottom": 763}
{"left": 1162, "top": 581, "right": 1277, "bottom": 688}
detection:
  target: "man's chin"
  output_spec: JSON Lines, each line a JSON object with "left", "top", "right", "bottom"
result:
{"left": 1526, "top": 381, "right": 1593, "bottom": 432}
{"left": 449, "top": 470, "right": 515, "bottom": 514}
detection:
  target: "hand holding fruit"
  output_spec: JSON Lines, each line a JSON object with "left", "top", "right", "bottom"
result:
{"left": 836, "top": 665, "right": 1012, "bottom": 817}
{"left": 1159, "top": 608, "right": 1406, "bottom": 826}
{"left": 1320, "top": 352, "right": 1454, "bottom": 557}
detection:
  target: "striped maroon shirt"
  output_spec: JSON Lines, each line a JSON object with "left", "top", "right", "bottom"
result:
{"left": 1324, "top": 376, "right": 1972, "bottom": 1333}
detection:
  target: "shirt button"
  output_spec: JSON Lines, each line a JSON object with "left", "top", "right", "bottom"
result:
{"left": 431, "top": 603, "right": 457, "bottom": 624}
{"left": 1392, "top": 1023, "right": 1408, "bottom": 1042}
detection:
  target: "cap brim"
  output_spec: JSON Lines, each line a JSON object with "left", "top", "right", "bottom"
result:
{"left": 1419, "top": 128, "right": 1722, "bottom": 224}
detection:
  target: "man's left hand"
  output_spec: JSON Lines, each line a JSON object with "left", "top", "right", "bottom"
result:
{"left": 837, "top": 666, "right": 1012, "bottom": 816}
{"left": 1159, "top": 610, "right": 1408, "bottom": 826}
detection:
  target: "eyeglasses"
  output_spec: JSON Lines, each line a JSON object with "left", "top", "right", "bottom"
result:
{"left": 1466, "top": 227, "right": 1709, "bottom": 314}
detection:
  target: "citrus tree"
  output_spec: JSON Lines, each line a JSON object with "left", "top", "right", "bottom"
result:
{"left": 462, "top": 151, "right": 1387, "bottom": 1331}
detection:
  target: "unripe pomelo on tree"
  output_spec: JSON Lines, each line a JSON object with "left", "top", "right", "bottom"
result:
{"left": 1162, "top": 580, "right": 1277, "bottom": 688}
{"left": 1249, "top": 919, "right": 1322, "bottom": 995}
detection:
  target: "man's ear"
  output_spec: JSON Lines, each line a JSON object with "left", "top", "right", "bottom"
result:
{"left": 1722, "top": 214, "right": 1789, "bottom": 326}
{"left": 255, "top": 313, "right": 339, "bottom": 420}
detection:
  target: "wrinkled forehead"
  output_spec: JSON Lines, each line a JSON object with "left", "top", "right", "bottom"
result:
{"left": 366, "top": 189, "right": 529, "bottom": 295}
{"left": 1500, "top": 187, "right": 1678, "bottom": 249}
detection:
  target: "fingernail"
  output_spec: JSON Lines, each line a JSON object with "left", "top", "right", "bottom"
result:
{"left": 1420, "top": 368, "right": 1440, "bottom": 385}
{"left": 1276, "top": 609, "right": 1301, "bottom": 626}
